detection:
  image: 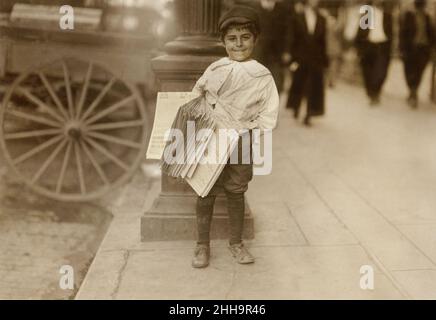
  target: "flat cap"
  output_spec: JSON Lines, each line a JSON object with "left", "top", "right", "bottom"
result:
{"left": 218, "top": 5, "right": 260, "bottom": 32}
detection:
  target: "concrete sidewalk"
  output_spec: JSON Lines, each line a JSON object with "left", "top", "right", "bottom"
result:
{"left": 76, "top": 65, "right": 436, "bottom": 299}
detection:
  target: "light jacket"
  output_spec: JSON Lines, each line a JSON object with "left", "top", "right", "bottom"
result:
{"left": 192, "top": 57, "right": 279, "bottom": 131}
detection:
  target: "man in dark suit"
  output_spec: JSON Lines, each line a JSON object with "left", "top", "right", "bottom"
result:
{"left": 285, "top": 0, "right": 329, "bottom": 127}
{"left": 400, "top": 0, "right": 434, "bottom": 108}
{"left": 254, "top": 0, "right": 289, "bottom": 92}
{"left": 355, "top": 0, "right": 393, "bottom": 106}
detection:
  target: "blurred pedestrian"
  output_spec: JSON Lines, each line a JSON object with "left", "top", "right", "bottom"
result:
{"left": 355, "top": 0, "right": 393, "bottom": 106}
{"left": 322, "top": 6, "right": 343, "bottom": 88}
{"left": 400, "top": 0, "right": 434, "bottom": 109}
{"left": 254, "top": 0, "right": 288, "bottom": 92}
{"left": 285, "top": 0, "right": 329, "bottom": 127}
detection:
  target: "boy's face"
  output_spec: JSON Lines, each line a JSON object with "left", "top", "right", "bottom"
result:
{"left": 223, "top": 27, "right": 256, "bottom": 62}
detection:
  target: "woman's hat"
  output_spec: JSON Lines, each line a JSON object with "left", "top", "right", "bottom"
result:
{"left": 218, "top": 5, "right": 260, "bottom": 32}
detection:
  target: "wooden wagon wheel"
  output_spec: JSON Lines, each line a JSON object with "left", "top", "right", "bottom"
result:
{"left": 0, "top": 57, "right": 149, "bottom": 202}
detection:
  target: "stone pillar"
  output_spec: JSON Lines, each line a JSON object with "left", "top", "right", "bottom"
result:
{"left": 141, "top": 0, "right": 254, "bottom": 241}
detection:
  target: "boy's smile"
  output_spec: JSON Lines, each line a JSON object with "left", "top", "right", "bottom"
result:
{"left": 223, "top": 27, "right": 256, "bottom": 62}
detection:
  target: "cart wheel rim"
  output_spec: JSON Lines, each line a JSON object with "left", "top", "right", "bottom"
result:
{"left": 0, "top": 57, "right": 149, "bottom": 202}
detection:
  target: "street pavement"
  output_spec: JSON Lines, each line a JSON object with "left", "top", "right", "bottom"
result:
{"left": 0, "top": 166, "right": 112, "bottom": 299}
{"left": 0, "top": 110, "right": 112, "bottom": 300}
{"left": 76, "top": 61, "right": 436, "bottom": 300}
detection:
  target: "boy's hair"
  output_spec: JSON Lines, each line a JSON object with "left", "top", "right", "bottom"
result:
{"left": 220, "top": 21, "right": 260, "bottom": 42}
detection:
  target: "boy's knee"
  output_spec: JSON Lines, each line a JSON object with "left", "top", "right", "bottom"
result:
{"left": 224, "top": 183, "right": 249, "bottom": 194}
{"left": 224, "top": 190, "right": 245, "bottom": 201}
{"left": 197, "top": 195, "right": 216, "bottom": 207}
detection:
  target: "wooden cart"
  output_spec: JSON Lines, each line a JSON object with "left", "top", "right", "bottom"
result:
{"left": 0, "top": 2, "right": 165, "bottom": 201}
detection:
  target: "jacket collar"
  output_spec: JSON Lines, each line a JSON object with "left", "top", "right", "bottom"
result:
{"left": 210, "top": 57, "right": 271, "bottom": 78}
{"left": 210, "top": 57, "right": 233, "bottom": 70}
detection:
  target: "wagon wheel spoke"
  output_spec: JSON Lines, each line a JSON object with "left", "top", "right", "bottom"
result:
{"left": 84, "top": 137, "right": 129, "bottom": 171}
{"left": 62, "top": 61, "right": 75, "bottom": 118}
{"left": 12, "top": 135, "right": 64, "bottom": 165}
{"left": 84, "top": 95, "right": 136, "bottom": 125}
{"left": 86, "top": 120, "right": 143, "bottom": 131}
{"left": 6, "top": 108, "right": 62, "bottom": 128}
{"left": 86, "top": 131, "right": 141, "bottom": 149}
{"left": 38, "top": 71, "right": 69, "bottom": 120}
{"left": 80, "top": 140, "right": 109, "bottom": 186}
{"left": 56, "top": 141, "right": 73, "bottom": 194}
{"left": 15, "top": 87, "right": 65, "bottom": 123}
{"left": 4, "top": 128, "right": 62, "bottom": 140}
{"left": 74, "top": 142, "right": 86, "bottom": 194}
{"left": 80, "top": 77, "right": 117, "bottom": 122}
{"left": 76, "top": 62, "right": 93, "bottom": 120}
{"left": 31, "top": 138, "right": 68, "bottom": 184}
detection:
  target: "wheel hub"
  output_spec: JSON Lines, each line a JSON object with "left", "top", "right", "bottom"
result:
{"left": 65, "top": 121, "right": 83, "bottom": 140}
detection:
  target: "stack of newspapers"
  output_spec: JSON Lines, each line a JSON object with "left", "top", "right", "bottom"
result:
{"left": 185, "top": 122, "right": 239, "bottom": 197}
{"left": 160, "top": 96, "right": 239, "bottom": 197}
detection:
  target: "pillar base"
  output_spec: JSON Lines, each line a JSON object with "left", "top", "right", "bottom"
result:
{"left": 141, "top": 193, "right": 254, "bottom": 241}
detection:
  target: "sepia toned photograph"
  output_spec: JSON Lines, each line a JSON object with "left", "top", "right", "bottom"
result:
{"left": 0, "top": 0, "right": 435, "bottom": 303}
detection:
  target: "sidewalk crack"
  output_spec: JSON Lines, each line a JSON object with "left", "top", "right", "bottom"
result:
{"left": 284, "top": 202, "right": 310, "bottom": 246}
{"left": 110, "top": 250, "right": 130, "bottom": 300}
{"left": 224, "top": 263, "right": 237, "bottom": 299}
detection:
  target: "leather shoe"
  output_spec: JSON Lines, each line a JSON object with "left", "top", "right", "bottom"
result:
{"left": 228, "top": 243, "right": 255, "bottom": 264}
{"left": 192, "top": 244, "right": 210, "bottom": 268}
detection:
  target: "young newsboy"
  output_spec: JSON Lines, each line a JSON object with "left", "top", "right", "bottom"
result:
{"left": 190, "top": 6, "right": 279, "bottom": 268}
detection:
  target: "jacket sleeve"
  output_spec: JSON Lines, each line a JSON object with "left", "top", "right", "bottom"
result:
{"left": 399, "top": 11, "right": 410, "bottom": 54}
{"left": 191, "top": 65, "right": 212, "bottom": 96}
{"left": 354, "top": 16, "right": 366, "bottom": 54}
{"left": 321, "top": 15, "right": 330, "bottom": 69}
{"left": 427, "top": 14, "right": 435, "bottom": 49}
{"left": 253, "top": 76, "right": 280, "bottom": 131}
{"left": 283, "top": 11, "right": 297, "bottom": 63}
{"left": 385, "top": 12, "right": 394, "bottom": 43}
